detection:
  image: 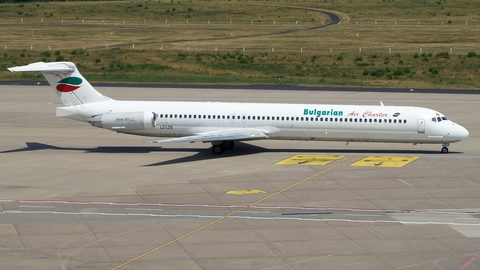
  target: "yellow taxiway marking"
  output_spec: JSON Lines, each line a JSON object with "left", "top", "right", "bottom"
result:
{"left": 350, "top": 156, "right": 419, "bottom": 167}
{"left": 225, "top": 189, "right": 267, "bottom": 195}
{"left": 110, "top": 155, "right": 361, "bottom": 270}
{"left": 275, "top": 154, "right": 345, "bottom": 165}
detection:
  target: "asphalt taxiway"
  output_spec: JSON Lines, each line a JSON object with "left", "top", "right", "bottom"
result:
{"left": 1, "top": 85, "right": 479, "bottom": 270}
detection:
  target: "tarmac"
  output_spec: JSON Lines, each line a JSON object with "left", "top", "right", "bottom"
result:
{"left": 1, "top": 84, "right": 479, "bottom": 270}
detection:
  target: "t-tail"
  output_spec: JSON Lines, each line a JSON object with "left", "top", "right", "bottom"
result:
{"left": 8, "top": 62, "right": 110, "bottom": 106}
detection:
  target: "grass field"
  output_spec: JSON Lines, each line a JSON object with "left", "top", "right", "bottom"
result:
{"left": 0, "top": 0, "right": 479, "bottom": 89}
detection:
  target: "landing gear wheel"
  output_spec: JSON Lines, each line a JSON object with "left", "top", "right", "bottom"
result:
{"left": 441, "top": 147, "right": 449, "bottom": 154}
{"left": 223, "top": 141, "right": 235, "bottom": 150}
{"left": 212, "top": 144, "right": 225, "bottom": 154}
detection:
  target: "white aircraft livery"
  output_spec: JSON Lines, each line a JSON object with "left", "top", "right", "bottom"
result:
{"left": 8, "top": 62, "right": 469, "bottom": 154}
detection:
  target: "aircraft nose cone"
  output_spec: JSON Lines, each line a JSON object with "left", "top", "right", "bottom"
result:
{"left": 459, "top": 125, "right": 469, "bottom": 140}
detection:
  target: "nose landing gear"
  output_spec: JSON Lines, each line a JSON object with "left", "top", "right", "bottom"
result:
{"left": 441, "top": 143, "right": 449, "bottom": 153}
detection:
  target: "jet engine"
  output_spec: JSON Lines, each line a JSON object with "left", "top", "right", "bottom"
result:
{"left": 88, "top": 112, "right": 158, "bottom": 130}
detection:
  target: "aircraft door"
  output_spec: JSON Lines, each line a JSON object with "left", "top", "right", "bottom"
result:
{"left": 417, "top": 119, "right": 425, "bottom": 133}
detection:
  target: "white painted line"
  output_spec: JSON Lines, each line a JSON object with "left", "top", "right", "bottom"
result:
{"left": 19, "top": 205, "right": 55, "bottom": 208}
{"left": 343, "top": 214, "right": 382, "bottom": 217}
{"left": 124, "top": 208, "right": 162, "bottom": 211}
{"left": 397, "top": 178, "right": 413, "bottom": 187}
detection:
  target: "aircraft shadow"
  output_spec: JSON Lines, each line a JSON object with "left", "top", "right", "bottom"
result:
{"left": 1, "top": 142, "right": 455, "bottom": 167}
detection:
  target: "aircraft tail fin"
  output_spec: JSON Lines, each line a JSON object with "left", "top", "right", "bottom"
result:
{"left": 8, "top": 62, "right": 111, "bottom": 106}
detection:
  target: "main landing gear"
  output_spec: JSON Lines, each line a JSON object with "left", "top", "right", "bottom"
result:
{"left": 211, "top": 141, "right": 235, "bottom": 154}
{"left": 441, "top": 143, "right": 449, "bottom": 154}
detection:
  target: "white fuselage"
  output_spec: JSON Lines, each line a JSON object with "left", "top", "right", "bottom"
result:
{"left": 8, "top": 61, "right": 468, "bottom": 153}
{"left": 59, "top": 100, "right": 468, "bottom": 145}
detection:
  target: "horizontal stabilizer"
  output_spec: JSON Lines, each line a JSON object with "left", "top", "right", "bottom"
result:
{"left": 146, "top": 128, "right": 268, "bottom": 144}
{"left": 8, "top": 62, "right": 74, "bottom": 73}
{"left": 8, "top": 61, "right": 110, "bottom": 105}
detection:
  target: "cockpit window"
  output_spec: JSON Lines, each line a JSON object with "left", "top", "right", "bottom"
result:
{"left": 442, "top": 116, "right": 447, "bottom": 120}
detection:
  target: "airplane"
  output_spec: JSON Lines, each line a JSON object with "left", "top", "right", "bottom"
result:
{"left": 8, "top": 61, "right": 469, "bottom": 154}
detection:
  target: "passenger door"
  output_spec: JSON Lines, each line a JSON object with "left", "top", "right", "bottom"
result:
{"left": 417, "top": 119, "right": 425, "bottom": 133}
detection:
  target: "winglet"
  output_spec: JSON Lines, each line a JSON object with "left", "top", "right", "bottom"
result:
{"left": 380, "top": 101, "right": 384, "bottom": 106}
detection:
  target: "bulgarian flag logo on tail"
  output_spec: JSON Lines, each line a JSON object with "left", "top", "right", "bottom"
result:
{"left": 56, "top": 77, "right": 82, "bottom": 92}
{"left": 393, "top": 112, "right": 401, "bottom": 117}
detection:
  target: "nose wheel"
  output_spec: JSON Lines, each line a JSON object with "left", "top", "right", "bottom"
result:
{"left": 441, "top": 143, "right": 449, "bottom": 154}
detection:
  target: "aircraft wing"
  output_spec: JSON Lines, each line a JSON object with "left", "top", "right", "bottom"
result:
{"left": 146, "top": 128, "right": 268, "bottom": 144}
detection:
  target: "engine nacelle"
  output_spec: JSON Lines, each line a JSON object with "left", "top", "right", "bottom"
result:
{"left": 88, "top": 112, "right": 157, "bottom": 131}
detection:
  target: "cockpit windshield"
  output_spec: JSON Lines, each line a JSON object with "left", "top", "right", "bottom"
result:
{"left": 431, "top": 116, "right": 448, "bottom": 122}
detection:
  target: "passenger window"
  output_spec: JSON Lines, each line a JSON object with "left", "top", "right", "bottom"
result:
{"left": 248, "top": 116, "right": 251, "bottom": 120}
{"left": 315, "top": 118, "right": 319, "bottom": 121}
{"left": 404, "top": 120, "right": 407, "bottom": 123}
{"left": 369, "top": 119, "right": 372, "bottom": 123}
{"left": 335, "top": 118, "right": 338, "bottom": 122}
{"left": 325, "top": 118, "right": 329, "bottom": 122}
{"left": 243, "top": 116, "right": 246, "bottom": 120}
{"left": 305, "top": 117, "right": 309, "bottom": 121}
{"left": 227, "top": 115, "right": 230, "bottom": 119}
{"left": 184, "top": 115, "right": 187, "bottom": 118}
{"left": 389, "top": 119, "right": 392, "bottom": 123}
